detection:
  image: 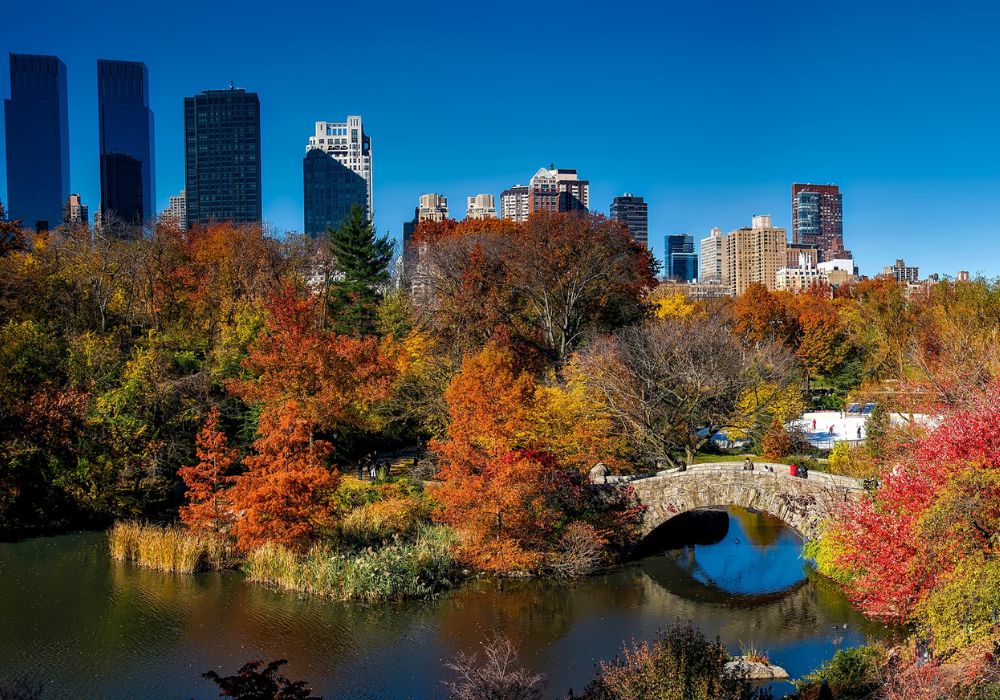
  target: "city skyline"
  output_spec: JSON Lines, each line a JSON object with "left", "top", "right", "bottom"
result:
{"left": 2, "top": 1, "right": 1000, "bottom": 276}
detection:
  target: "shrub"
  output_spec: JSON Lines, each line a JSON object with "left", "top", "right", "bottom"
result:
{"left": 828, "top": 442, "right": 878, "bottom": 479}
{"left": 916, "top": 555, "right": 1000, "bottom": 656}
{"left": 203, "top": 659, "right": 320, "bottom": 700}
{"left": 803, "top": 532, "right": 857, "bottom": 585}
{"left": 107, "top": 521, "right": 230, "bottom": 573}
{"left": 761, "top": 419, "right": 793, "bottom": 461}
{"left": 568, "top": 623, "right": 772, "bottom": 700}
{"left": 796, "top": 645, "right": 885, "bottom": 700}
{"left": 244, "top": 524, "right": 459, "bottom": 602}
{"left": 443, "top": 633, "right": 544, "bottom": 700}
{"left": 543, "top": 522, "right": 606, "bottom": 579}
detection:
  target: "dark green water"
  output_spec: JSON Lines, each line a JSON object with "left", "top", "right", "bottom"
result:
{"left": 0, "top": 508, "right": 891, "bottom": 699}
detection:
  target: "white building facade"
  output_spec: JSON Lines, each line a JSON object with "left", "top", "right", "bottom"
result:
{"left": 306, "top": 116, "right": 373, "bottom": 221}
{"left": 699, "top": 227, "right": 724, "bottom": 283}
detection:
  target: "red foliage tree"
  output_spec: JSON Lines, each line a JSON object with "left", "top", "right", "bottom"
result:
{"left": 229, "top": 402, "right": 337, "bottom": 553}
{"left": 177, "top": 407, "right": 237, "bottom": 535}
{"left": 825, "top": 387, "right": 1000, "bottom": 621}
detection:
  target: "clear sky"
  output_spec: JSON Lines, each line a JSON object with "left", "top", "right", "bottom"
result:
{"left": 2, "top": 0, "right": 999, "bottom": 277}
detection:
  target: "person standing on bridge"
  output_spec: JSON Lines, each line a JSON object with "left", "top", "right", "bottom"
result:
{"left": 743, "top": 456, "right": 754, "bottom": 471}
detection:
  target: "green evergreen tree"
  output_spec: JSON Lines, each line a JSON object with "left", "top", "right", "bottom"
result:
{"left": 325, "top": 204, "right": 394, "bottom": 336}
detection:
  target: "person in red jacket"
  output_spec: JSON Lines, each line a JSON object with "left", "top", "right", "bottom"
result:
{"left": 790, "top": 463, "right": 799, "bottom": 477}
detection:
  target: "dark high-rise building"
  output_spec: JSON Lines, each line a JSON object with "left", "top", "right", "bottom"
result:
{"left": 791, "top": 183, "right": 850, "bottom": 261}
{"left": 666, "top": 234, "right": 698, "bottom": 282}
{"left": 184, "top": 87, "right": 261, "bottom": 226}
{"left": 98, "top": 60, "right": 155, "bottom": 226}
{"left": 4, "top": 54, "right": 70, "bottom": 231}
{"left": 610, "top": 193, "right": 648, "bottom": 247}
{"left": 303, "top": 149, "right": 369, "bottom": 234}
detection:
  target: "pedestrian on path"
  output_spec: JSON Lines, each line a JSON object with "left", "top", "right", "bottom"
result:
{"left": 812, "top": 418, "right": 817, "bottom": 431}
{"left": 857, "top": 426, "right": 862, "bottom": 440}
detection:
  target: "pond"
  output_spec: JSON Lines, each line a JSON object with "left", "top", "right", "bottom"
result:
{"left": 0, "top": 507, "right": 892, "bottom": 699}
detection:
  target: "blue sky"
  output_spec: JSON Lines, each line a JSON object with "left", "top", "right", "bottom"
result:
{"left": 2, "top": 0, "right": 999, "bottom": 277}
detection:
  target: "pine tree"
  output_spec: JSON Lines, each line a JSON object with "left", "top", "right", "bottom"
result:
{"left": 229, "top": 401, "right": 337, "bottom": 553}
{"left": 178, "top": 407, "right": 237, "bottom": 535}
{"left": 326, "top": 204, "right": 394, "bottom": 336}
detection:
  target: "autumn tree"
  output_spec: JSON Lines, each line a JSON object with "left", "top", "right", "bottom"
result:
{"left": 325, "top": 204, "right": 394, "bottom": 336}
{"left": 178, "top": 407, "right": 237, "bottom": 535}
{"left": 229, "top": 284, "right": 394, "bottom": 434}
{"left": 415, "top": 212, "right": 656, "bottom": 367}
{"left": 229, "top": 402, "right": 337, "bottom": 552}
{"left": 817, "top": 387, "right": 1000, "bottom": 624}
{"left": 508, "top": 213, "right": 656, "bottom": 367}
{"left": 732, "top": 284, "right": 800, "bottom": 348}
{"left": 795, "top": 306, "right": 848, "bottom": 389}
{"left": 432, "top": 343, "right": 642, "bottom": 573}
{"left": 576, "top": 316, "right": 799, "bottom": 466}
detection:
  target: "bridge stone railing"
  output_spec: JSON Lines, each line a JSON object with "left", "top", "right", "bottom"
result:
{"left": 594, "top": 462, "right": 865, "bottom": 540}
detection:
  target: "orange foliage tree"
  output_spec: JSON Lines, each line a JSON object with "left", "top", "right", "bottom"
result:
{"left": 432, "top": 343, "right": 643, "bottom": 573}
{"left": 229, "top": 402, "right": 337, "bottom": 553}
{"left": 177, "top": 406, "right": 237, "bottom": 535}
{"left": 229, "top": 284, "right": 394, "bottom": 432}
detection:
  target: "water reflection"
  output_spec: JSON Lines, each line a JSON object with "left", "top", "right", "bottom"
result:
{"left": 0, "top": 510, "right": 893, "bottom": 699}
{"left": 642, "top": 507, "right": 809, "bottom": 597}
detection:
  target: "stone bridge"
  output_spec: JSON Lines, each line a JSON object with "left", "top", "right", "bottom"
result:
{"left": 596, "top": 462, "right": 866, "bottom": 540}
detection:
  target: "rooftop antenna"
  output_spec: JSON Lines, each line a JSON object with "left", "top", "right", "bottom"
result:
{"left": 229, "top": 80, "right": 235, "bottom": 90}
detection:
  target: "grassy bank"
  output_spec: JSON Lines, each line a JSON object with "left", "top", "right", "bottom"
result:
{"left": 244, "top": 524, "right": 459, "bottom": 602}
{"left": 244, "top": 526, "right": 458, "bottom": 602}
{"left": 108, "top": 521, "right": 232, "bottom": 573}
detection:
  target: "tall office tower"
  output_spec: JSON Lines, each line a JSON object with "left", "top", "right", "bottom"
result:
{"left": 723, "top": 214, "right": 788, "bottom": 295}
{"left": 417, "top": 193, "right": 449, "bottom": 222}
{"left": 882, "top": 258, "right": 919, "bottom": 283}
{"left": 466, "top": 194, "right": 496, "bottom": 220}
{"left": 0, "top": 200, "right": 5, "bottom": 221}
{"left": 183, "top": 87, "right": 262, "bottom": 226}
{"left": 4, "top": 54, "right": 70, "bottom": 231}
{"left": 303, "top": 116, "right": 372, "bottom": 235}
{"left": 791, "top": 183, "right": 850, "bottom": 261}
{"left": 527, "top": 167, "right": 561, "bottom": 214}
{"left": 500, "top": 185, "right": 529, "bottom": 221}
{"left": 551, "top": 168, "right": 589, "bottom": 212}
{"left": 699, "top": 227, "right": 724, "bottom": 282}
{"left": 610, "top": 193, "right": 648, "bottom": 247}
{"left": 98, "top": 60, "right": 155, "bottom": 226}
{"left": 530, "top": 166, "right": 589, "bottom": 214}
{"left": 161, "top": 189, "right": 188, "bottom": 230}
{"left": 666, "top": 234, "right": 698, "bottom": 282}
{"left": 62, "top": 194, "right": 88, "bottom": 227}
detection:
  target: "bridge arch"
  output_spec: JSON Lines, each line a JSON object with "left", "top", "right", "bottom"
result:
{"left": 597, "top": 463, "right": 865, "bottom": 541}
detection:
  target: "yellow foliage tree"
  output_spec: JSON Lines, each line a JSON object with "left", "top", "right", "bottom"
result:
{"left": 727, "top": 383, "right": 804, "bottom": 441}
{"left": 650, "top": 290, "right": 697, "bottom": 319}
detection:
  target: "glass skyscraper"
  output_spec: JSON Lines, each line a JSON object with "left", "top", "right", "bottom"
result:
{"left": 791, "top": 183, "right": 850, "bottom": 262}
{"left": 303, "top": 150, "right": 369, "bottom": 235}
{"left": 667, "top": 234, "right": 698, "bottom": 282}
{"left": 98, "top": 60, "right": 155, "bottom": 226}
{"left": 183, "top": 88, "right": 262, "bottom": 227}
{"left": 4, "top": 54, "right": 70, "bottom": 231}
